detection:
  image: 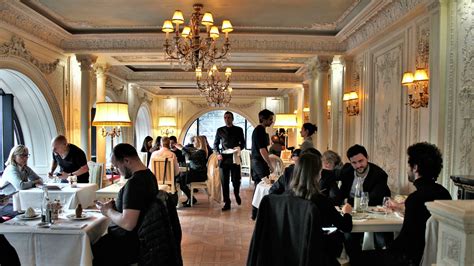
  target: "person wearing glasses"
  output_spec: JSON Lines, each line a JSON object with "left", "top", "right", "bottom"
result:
{"left": 0, "top": 144, "right": 43, "bottom": 195}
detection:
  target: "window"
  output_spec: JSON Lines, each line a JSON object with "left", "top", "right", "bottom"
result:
{"left": 183, "top": 110, "right": 254, "bottom": 149}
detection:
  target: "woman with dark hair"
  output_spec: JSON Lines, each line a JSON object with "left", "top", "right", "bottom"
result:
{"left": 149, "top": 136, "right": 162, "bottom": 153}
{"left": 299, "top": 123, "right": 317, "bottom": 152}
{"left": 290, "top": 153, "right": 353, "bottom": 265}
{"left": 140, "top": 136, "right": 153, "bottom": 166}
{"left": 175, "top": 136, "right": 208, "bottom": 207}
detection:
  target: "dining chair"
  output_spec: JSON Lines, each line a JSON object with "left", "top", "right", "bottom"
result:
{"left": 139, "top": 152, "right": 148, "bottom": 167}
{"left": 87, "top": 161, "right": 104, "bottom": 189}
{"left": 268, "top": 154, "right": 284, "bottom": 176}
{"left": 240, "top": 149, "right": 252, "bottom": 179}
{"left": 153, "top": 158, "right": 176, "bottom": 193}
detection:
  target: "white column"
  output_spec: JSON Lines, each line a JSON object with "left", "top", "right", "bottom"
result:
{"left": 307, "top": 56, "right": 331, "bottom": 151}
{"left": 95, "top": 64, "right": 108, "bottom": 166}
{"left": 426, "top": 200, "right": 474, "bottom": 265}
{"left": 76, "top": 55, "right": 97, "bottom": 160}
{"left": 330, "top": 55, "right": 345, "bottom": 153}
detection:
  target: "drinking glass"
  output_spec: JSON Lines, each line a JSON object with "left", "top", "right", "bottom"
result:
{"left": 383, "top": 196, "right": 391, "bottom": 215}
{"left": 360, "top": 192, "right": 369, "bottom": 212}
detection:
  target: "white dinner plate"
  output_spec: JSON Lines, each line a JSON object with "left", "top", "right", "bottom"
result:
{"left": 17, "top": 213, "right": 40, "bottom": 220}
{"left": 66, "top": 213, "right": 90, "bottom": 220}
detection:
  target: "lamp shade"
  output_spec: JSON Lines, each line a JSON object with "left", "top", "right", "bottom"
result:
{"left": 221, "top": 20, "right": 233, "bottom": 33}
{"left": 158, "top": 116, "right": 177, "bottom": 127}
{"left": 162, "top": 20, "right": 174, "bottom": 33}
{"left": 343, "top": 91, "right": 358, "bottom": 101}
{"left": 172, "top": 10, "right": 184, "bottom": 24}
{"left": 413, "top": 68, "right": 429, "bottom": 81}
{"left": 402, "top": 72, "right": 414, "bottom": 85}
{"left": 303, "top": 107, "right": 310, "bottom": 112}
{"left": 274, "top": 114, "right": 298, "bottom": 129}
{"left": 201, "top": 12, "right": 214, "bottom": 26}
{"left": 92, "top": 102, "right": 132, "bottom": 127}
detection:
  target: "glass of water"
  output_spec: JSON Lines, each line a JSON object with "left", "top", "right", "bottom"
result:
{"left": 360, "top": 192, "right": 369, "bottom": 212}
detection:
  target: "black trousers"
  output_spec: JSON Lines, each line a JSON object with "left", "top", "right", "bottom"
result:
{"left": 92, "top": 232, "right": 139, "bottom": 265}
{"left": 178, "top": 170, "right": 207, "bottom": 200}
{"left": 219, "top": 156, "right": 241, "bottom": 204}
{"left": 352, "top": 249, "right": 416, "bottom": 266}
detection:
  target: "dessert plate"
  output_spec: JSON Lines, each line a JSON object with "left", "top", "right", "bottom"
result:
{"left": 17, "top": 213, "right": 40, "bottom": 220}
{"left": 66, "top": 213, "right": 90, "bottom": 220}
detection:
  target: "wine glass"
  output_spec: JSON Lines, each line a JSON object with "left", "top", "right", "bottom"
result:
{"left": 382, "top": 196, "right": 391, "bottom": 215}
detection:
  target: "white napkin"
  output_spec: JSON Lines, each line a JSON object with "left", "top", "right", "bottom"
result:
{"left": 50, "top": 223, "right": 87, "bottom": 230}
{"left": 221, "top": 148, "right": 241, "bottom": 165}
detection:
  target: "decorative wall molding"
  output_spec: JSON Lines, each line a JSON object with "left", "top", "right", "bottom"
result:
{"left": 106, "top": 76, "right": 125, "bottom": 96}
{"left": 0, "top": 0, "right": 68, "bottom": 46}
{"left": 341, "top": 0, "right": 428, "bottom": 51}
{"left": 311, "top": 0, "right": 361, "bottom": 31}
{"left": 0, "top": 35, "right": 59, "bottom": 74}
{"left": 135, "top": 89, "right": 153, "bottom": 105}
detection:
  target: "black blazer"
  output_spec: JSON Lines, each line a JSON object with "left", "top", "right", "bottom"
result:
{"left": 339, "top": 162, "right": 391, "bottom": 206}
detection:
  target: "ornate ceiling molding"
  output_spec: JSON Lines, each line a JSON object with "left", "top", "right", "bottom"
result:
{"left": 311, "top": 0, "right": 361, "bottom": 31}
{"left": 0, "top": 35, "right": 59, "bottom": 74}
{"left": 106, "top": 76, "right": 125, "bottom": 96}
{"left": 338, "top": 0, "right": 428, "bottom": 50}
{"left": 0, "top": 0, "right": 69, "bottom": 47}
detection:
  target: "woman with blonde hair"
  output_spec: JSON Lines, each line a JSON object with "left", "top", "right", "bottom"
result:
{"left": 290, "top": 152, "right": 352, "bottom": 264}
{"left": 175, "top": 136, "right": 208, "bottom": 206}
{"left": 0, "top": 145, "right": 43, "bottom": 195}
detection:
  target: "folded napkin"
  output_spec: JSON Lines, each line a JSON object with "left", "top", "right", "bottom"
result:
{"left": 50, "top": 223, "right": 87, "bottom": 230}
{"left": 3, "top": 220, "right": 27, "bottom": 226}
{"left": 233, "top": 147, "right": 241, "bottom": 165}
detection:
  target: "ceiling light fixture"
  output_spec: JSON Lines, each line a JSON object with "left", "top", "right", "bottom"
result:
{"left": 196, "top": 64, "right": 233, "bottom": 107}
{"left": 162, "top": 4, "right": 233, "bottom": 71}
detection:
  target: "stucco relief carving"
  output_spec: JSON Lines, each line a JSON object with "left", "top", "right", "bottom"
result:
{"left": 456, "top": 0, "right": 474, "bottom": 175}
{"left": 106, "top": 77, "right": 125, "bottom": 96}
{"left": 0, "top": 35, "right": 59, "bottom": 74}
{"left": 135, "top": 89, "right": 153, "bottom": 105}
{"left": 0, "top": 1, "right": 65, "bottom": 46}
{"left": 373, "top": 47, "right": 402, "bottom": 193}
{"left": 185, "top": 99, "right": 208, "bottom": 109}
{"left": 311, "top": 0, "right": 360, "bottom": 31}
{"left": 441, "top": 231, "right": 461, "bottom": 263}
{"left": 344, "top": 0, "right": 425, "bottom": 50}
{"left": 229, "top": 101, "right": 257, "bottom": 109}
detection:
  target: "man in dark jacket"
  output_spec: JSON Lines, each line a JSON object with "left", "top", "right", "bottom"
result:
{"left": 354, "top": 142, "right": 452, "bottom": 266}
{"left": 340, "top": 144, "right": 391, "bottom": 261}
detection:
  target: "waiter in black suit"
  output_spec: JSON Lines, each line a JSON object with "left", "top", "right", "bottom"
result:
{"left": 338, "top": 144, "right": 391, "bottom": 263}
{"left": 214, "top": 111, "right": 246, "bottom": 211}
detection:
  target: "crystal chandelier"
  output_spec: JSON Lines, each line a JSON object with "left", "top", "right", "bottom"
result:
{"left": 162, "top": 4, "right": 233, "bottom": 71}
{"left": 196, "top": 64, "right": 233, "bottom": 107}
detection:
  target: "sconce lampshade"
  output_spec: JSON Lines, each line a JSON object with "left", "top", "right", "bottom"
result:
{"left": 303, "top": 107, "right": 310, "bottom": 112}
{"left": 92, "top": 102, "right": 132, "bottom": 127}
{"left": 413, "top": 68, "right": 429, "bottom": 82}
{"left": 274, "top": 114, "right": 298, "bottom": 129}
{"left": 158, "top": 116, "right": 177, "bottom": 127}
{"left": 401, "top": 72, "right": 415, "bottom": 85}
{"left": 343, "top": 91, "right": 359, "bottom": 101}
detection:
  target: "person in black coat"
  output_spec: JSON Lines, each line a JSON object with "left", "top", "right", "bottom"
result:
{"left": 353, "top": 142, "right": 452, "bottom": 266}
{"left": 339, "top": 144, "right": 392, "bottom": 261}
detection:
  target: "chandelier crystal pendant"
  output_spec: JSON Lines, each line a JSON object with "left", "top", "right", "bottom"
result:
{"left": 162, "top": 4, "right": 233, "bottom": 71}
{"left": 196, "top": 64, "right": 233, "bottom": 107}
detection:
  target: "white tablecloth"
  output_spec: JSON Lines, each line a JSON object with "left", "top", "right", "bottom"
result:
{"left": 15, "top": 183, "right": 98, "bottom": 211}
{"left": 252, "top": 181, "right": 272, "bottom": 208}
{"left": 95, "top": 183, "right": 123, "bottom": 200}
{"left": 0, "top": 211, "right": 110, "bottom": 266}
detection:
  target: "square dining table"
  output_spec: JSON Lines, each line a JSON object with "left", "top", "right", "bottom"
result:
{"left": 0, "top": 211, "right": 110, "bottom": 266}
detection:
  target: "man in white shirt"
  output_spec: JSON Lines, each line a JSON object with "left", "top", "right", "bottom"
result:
{"left": 148, "top": 137, "right": 180, "bottom": 176}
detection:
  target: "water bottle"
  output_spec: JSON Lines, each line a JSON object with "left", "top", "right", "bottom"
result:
{"left": 354, "top": 177, "right": 362, "bottom": 212}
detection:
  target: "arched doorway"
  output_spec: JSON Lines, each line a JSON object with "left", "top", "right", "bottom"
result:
{"left": 135, "top": 104, "right": 152, "bottom": 149}
{"left": 183, "top": 110, "right": 255, "bottom": 149}
{"left": 0, "top": 69, "right": 58, "bottom": 174}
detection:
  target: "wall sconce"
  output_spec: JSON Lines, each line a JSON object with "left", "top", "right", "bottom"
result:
{"left": 343, "top": 91, "right": 359, "bottom": 116}
{"left": 302, "top": 107, "right": 310, "bottom": 122}
{"left": 401, "top": 31, "right": 430, "bottom": 109}
{"left": 158, "top": 116, "right": 177, "bottom": 136}
{"left": 327, "top": 100, "right": 331, "bottom": 119}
